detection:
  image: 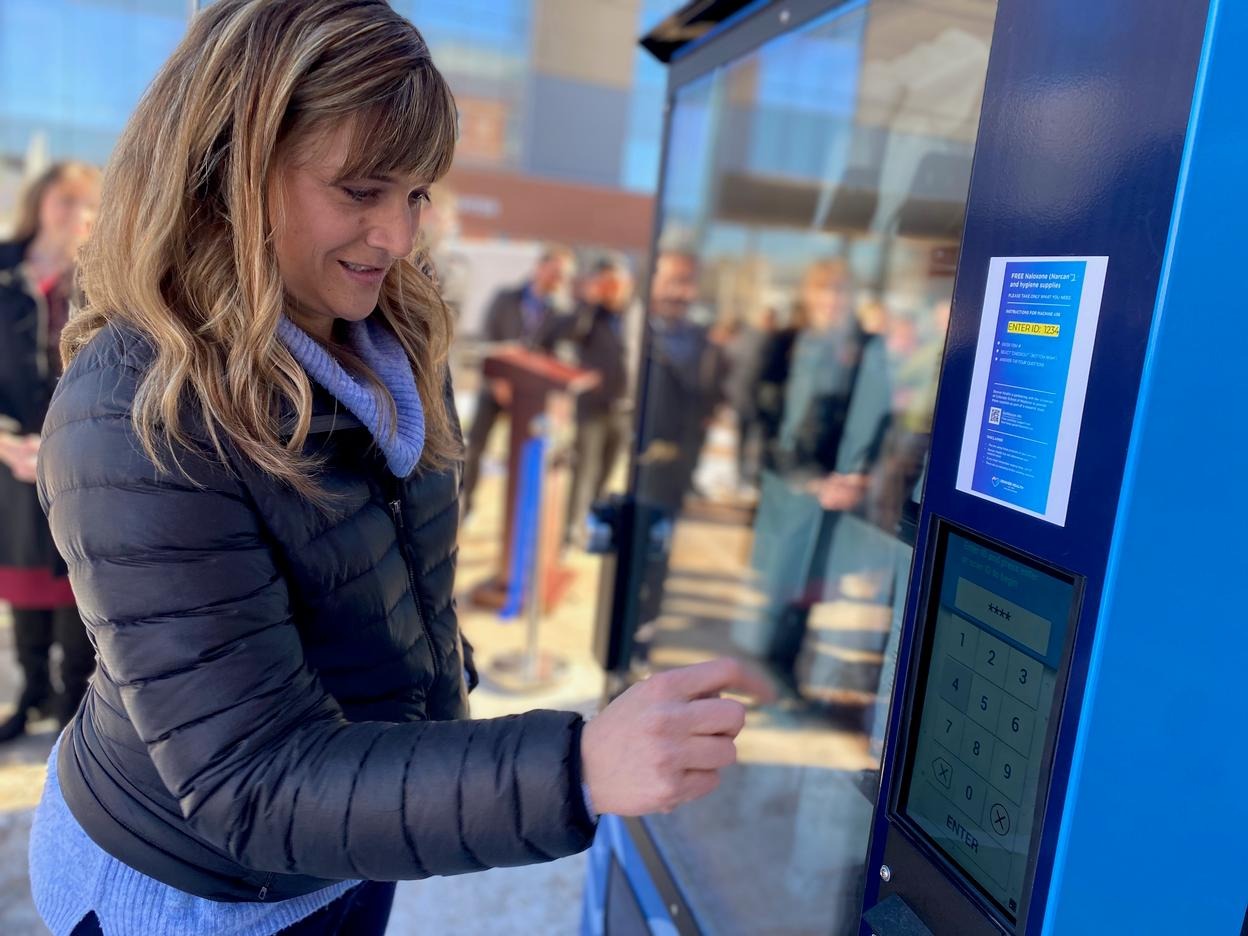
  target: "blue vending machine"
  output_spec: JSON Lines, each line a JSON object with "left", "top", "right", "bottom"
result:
{"left": 861, "top": 0, "right": 1247, "bottom": 933}
{"left": 583, "top": 0, "right": 1247, "bottom": 934}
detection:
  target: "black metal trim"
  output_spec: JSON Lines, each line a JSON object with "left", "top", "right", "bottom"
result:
{"left": 605, "top": 851, "right": 651, "bottom": 935}
{"left": 666, "top": 0, "right": 859, "bottom": 91}
{"left": 624, "top": 816, "right": 702, "bottom": 935}
{"left": 640, "top": 0, "right": 765, "bottom": 64}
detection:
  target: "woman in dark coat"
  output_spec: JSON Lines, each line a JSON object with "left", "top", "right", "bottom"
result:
{"left": 26, "top": 4, "right": 769, "bottom": 935}
{"left": 0, "top": 162, "right": 99, "bottom": 741}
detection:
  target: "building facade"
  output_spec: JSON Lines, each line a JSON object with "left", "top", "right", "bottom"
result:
{"left": 0, "top": 0, "right": 683, "bottom": 250}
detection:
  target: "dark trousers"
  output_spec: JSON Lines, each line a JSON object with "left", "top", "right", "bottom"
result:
{"left": 278, "top": 881, "right": 397, "bottom": 935}
{"left": 69, "top": 882, "right": 397, "bottom": 936}
{"left": 11, "top": 605, "right": 94, "bottom": 720}
{"left": 461, "top": 387, "right": 503, "bottom": 515}
{"left": 566, "top": 410, "right": 626, "bottom": 542}
{"left": 762, "top": 510, "right": 840, "bottom": 686}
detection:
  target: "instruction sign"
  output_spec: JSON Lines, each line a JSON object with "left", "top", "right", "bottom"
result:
{"left": 956, "top": 256, "right": 1108, "bottom": 526}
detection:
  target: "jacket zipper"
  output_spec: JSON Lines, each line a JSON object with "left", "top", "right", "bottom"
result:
{"left": 257, "top": 872, "right": 274, "bottom": 901}
{"left": 389, "top": 493, "right": 441, "bottom": 683}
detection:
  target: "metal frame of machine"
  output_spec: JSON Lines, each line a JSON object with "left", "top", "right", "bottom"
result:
{"left": 586, "top": 0, "right": 1248, "bottom": 933}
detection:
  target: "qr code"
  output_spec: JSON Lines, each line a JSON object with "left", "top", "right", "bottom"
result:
{"left": 988, "top": 407, "right": 1002, "bottom": 425}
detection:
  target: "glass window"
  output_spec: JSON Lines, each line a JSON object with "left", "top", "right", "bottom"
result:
{"left": 0, "top": 0, "right": 187, "bottom": 164}
{"left": 621, "top": 0, "right": 688, "bottom": 192}
{"left": 624, "top": 1, "right": 999, "bottom": 932}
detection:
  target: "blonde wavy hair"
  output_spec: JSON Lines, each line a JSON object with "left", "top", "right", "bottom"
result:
{"left": 65, "top": 0, "right": 461, "bottom": 499}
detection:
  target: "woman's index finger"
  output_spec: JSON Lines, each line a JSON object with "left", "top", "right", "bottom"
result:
{"left": 661, "top": 658, "right": 777, "bottom": 704}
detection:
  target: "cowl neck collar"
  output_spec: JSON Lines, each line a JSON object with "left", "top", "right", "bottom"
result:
{"left": 277, "top": 315, "right": 425, "bottom": 478}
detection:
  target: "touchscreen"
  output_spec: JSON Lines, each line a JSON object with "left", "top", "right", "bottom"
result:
{"left": 902, "top": 529, "right": 1075, "bottom": 920}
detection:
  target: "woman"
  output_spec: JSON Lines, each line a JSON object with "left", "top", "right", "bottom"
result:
{"left": 28, "top": 3, "right": 769, "bottom": 935}
{"left": 751, "top": 259, "right": 892, "bottom": 696}
{"left": 0, "top": 162, "right": 99, "bottom": 741}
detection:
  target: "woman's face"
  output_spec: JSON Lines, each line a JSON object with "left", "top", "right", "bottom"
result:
{"left": 269, "top": 123, "right": 429, "bottom": 338}
{"left": 38, "top": 172, "right": 99, "bottom": 256}
{"left": 802, "top": 268, "right": 852, "bottom": 331}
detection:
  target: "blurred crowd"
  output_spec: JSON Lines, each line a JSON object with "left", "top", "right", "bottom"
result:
{"left": 451, "top": 222, "right": 951, "bottom": 703}
{"left": 0, "top": 163, "right": 100, "bottom": 742}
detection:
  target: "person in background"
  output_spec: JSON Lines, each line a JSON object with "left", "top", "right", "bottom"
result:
{"left": 0, "top": 162, "right": 100, "bottom": 742}
{"left": 460, "top": 244, "right": 575, "bottom": 518}
{"left": 752, "top": 258, "right": 892, "bottom": 697}
{"left": 722, "top": 306, "right": 777, "bottom": 493}
{"left": 633, "top": 249, "right": 727, "bottom": 643}
{"left": 537, "top": 255, "right": 633, "bottom": 543}
{"left": 636, "top": 249, "right": 725, "bottom": 514}
{"left": 867, "top": 298, "right": 951, "bottom": 536}
{"left": 755, "top": 303, "right": 806, "bottom": 468}
{"left": 27, "top": 5, "right": 771, "bottom": 935}
{"left": 773, "top": 259, "right": 891, "bottom": 502}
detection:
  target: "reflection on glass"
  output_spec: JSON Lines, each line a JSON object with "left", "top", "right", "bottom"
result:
{"left": 626, "top": 1, "right": 999, "bottom": 933}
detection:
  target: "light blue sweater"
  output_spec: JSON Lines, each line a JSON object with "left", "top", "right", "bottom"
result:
{"left": 275, "top": 315, "right": 426, "bottom": 478}
{"left": 31, "top": 742, "right": 359, "bottom": 936}
{"left": 28, "top": 315, "right": 426, "bottom": 935}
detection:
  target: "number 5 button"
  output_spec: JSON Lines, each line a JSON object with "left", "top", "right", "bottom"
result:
{"left": 968, "top": 675, "right": 1003, "bottom": 732}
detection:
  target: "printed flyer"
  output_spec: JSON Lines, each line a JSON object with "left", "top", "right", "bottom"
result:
{"left": 956, "top": 256, "right": 1109, "bottom": 525}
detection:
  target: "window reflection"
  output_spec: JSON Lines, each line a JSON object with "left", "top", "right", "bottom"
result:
{"left": 627, "top": 2, "right": 997, "bottom": 933}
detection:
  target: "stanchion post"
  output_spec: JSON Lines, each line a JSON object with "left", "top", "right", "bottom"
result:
{"left": 487, "top": 413, "right": 568, "bottom": 693}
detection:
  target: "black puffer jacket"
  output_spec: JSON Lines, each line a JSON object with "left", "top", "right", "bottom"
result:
{"left": 38, "top": 323, "right": 596, "bottom": 902}
{"left": 535, "top": 303, "right": 628, "bottom": 418}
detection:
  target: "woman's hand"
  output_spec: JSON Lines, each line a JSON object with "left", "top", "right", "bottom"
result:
{"left": 0, "top": 432, "right": 40, "bottom": 484}
{"left": 489, "top": 378, "right": 513, "bottom": 408}
{"left": 580, "top": 657, "right": 776, "bottom": 817}
{"left": 808, "top": 472, "right": 869, "bottom": 511}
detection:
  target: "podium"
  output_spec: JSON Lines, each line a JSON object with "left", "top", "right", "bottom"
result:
{"left": 468, "top": 345, "right": 598, "bottom": 611}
